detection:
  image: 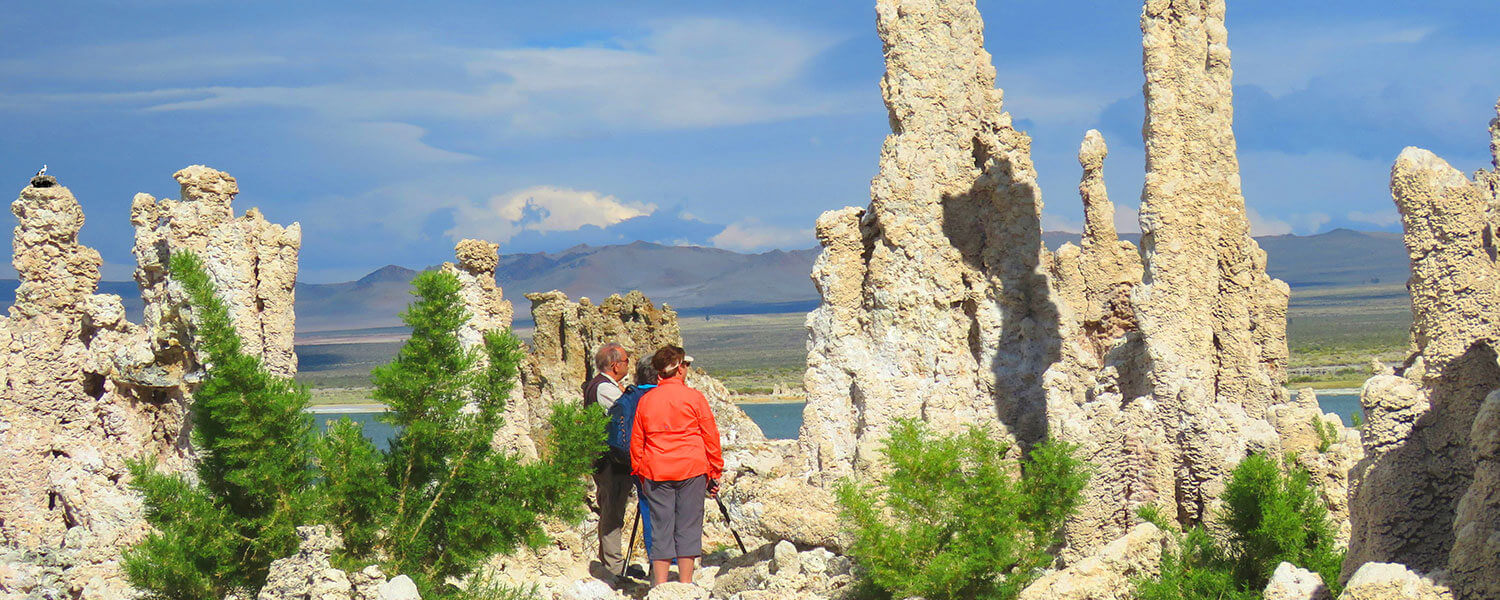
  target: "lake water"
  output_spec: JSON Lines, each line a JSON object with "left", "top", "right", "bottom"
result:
{"left": 311, "top": 394, "right": 1363, "bottom": 445}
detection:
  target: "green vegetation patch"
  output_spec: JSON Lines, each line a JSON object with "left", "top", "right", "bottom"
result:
{"left": 837, "top": 420, "right": 1088, "bottom": 600}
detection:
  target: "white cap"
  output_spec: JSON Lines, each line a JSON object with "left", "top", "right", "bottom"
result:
{"left": 684, "top": 355, "right": 695, "bottom": 364}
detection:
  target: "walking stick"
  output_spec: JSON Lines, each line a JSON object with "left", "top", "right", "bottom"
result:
{"left": 621, "top": 507, "right": 641, "bottom": 578}
{"left": 714, "top": 495, "right": 748, "bottom": 554}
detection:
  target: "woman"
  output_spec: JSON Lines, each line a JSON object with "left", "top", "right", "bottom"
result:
{"left": 628, "top": 345, "right": 723, "bottom": 586}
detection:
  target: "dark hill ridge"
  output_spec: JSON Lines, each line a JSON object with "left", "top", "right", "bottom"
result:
{"left": 2, "top": 230, "right": 1410, "bottom": 333}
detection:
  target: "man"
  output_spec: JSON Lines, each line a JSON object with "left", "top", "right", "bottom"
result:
{"left": 584, "top": 342, "right": 632, "bottom": 581}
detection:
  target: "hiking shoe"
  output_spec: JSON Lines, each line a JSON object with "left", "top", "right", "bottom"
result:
{"left": 625, "top": 564, "right": 648, "bottom": 580}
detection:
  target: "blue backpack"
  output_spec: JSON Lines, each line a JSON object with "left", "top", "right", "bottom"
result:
{"left": 606, "top": 384, "right": 654, "bottom": 455}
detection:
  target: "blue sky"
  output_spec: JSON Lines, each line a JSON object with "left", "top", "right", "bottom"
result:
{"left": 2, "top": 1, "right": 1497, "bottom": 282}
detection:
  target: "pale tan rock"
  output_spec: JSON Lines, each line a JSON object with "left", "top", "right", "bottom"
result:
{"left": 1262, "top": 562, "right": 1329, "bottom": 600}
{"left": 1347, "top": 128, "right": 1500, "bottom": 597}
{"left": 1132, "top": 0, "right": 1292, "bottom": 526}
{"left": 801, "top": 0, "right": 1057, "bottom": 491}
{"left": 1, "top": 168, "right": 300, "bottom": 599}
{"left": 517, "top": 288, "right": 763, "bottom": 449}
{"left": 642, "top": 582, "right": 706, "bottom": 600}
{"left": 256, "top": 526, "right": 354, "bottom": 600}
{"left": 1268, "top": 388, "right": 1362, "bottom": 545}
{"left": 1017, "top": 522, "right": 1168, "bottom": 600}
{"left": 1340, "top": 562, "right": 1453, "bottom": 600}
{"left": 1448, "top": 390, "right": 1500, "bottom": 600}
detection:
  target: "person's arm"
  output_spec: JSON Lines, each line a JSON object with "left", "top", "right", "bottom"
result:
{"left": 597, "top": 381, "right": 623, "bottom": 411}
{"left": 697, "top": 394, "right": 723, "bottom": 481}
{"left": 629, "top": 398, "right": 646, "bottom": 476}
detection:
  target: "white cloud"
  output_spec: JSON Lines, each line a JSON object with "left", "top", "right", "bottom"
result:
{"left": 1347, "top": 209, "right": 1401, "bottom": 227}
{"left": 1247, "top": 208, "right": 1292, "bottom": 236}
{"left": 710, "top": 219, "right": 813, "bottom": 252}
{"left": 16, "top": 18, "right": 855, "bottom": 139}
{"left": 1040, "top": 212, "right": 1082, "bottom": 233}
{"left": 1246, "top": 208, "right": 1327, "bottom": 236}
{"left": 446, "top": 186, "right": 654, "bottom": 243}
{"left": 1113, "top": 203, "right": 1141, "bottom": 234}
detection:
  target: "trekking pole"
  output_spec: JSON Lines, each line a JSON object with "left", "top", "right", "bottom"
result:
{"left": 714, "top": 495, "right": 748, "bottom": 554}
{"left": 622, "top": 508, "right": 641, "bottom": 578}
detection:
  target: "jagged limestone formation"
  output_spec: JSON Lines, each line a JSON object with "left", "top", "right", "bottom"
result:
{"left": 516, "top": 288, "right": 764, "bottom": 447}
{"left": 1346, "top": 103, "right": 1500, "bottom": 599}
{"left": 0, "top": 168, "right": 299, "bottom": 600}
{"left": 1015, "top": 522, "right": 1168, "bottom": 600}
{"left": 799, "top": 0, "right": 1333, "bottom": 560}
{"left": 133, "top": 166, "right": 300, "bottom": 379}
{"left": 1131, "top": 0, "right": 1292, "bottom": 522}
{"left": 800, "top": 0, "right": 1056, "bottom": 487}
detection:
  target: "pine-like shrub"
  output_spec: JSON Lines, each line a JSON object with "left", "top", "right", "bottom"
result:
{"left": 316, "top": 270, "right": 604, "bottom": 598}
{"left": 1221, "top": 452, "right": 1344, "bottom": 594}
{"left": 1132, "top": 452, "right": 1346, "bottom": 599}
{"left": 836, "top": 420, "right": 1088, "bottom": 600}
{"left": 124, "top": 251, "right": 317, "bottom": 600}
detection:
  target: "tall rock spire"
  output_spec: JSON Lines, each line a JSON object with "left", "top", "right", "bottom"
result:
{"left": 799, "top": 0, "right": 1058, "bottom": 484}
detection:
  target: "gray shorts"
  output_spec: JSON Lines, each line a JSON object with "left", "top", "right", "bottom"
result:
{"left": 639, "top": 475, "right": 707, "bottom": 561}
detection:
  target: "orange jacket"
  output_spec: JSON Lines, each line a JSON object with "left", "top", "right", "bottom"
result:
{"left": 629, "top": 374, "right": 723, "bottom": 482}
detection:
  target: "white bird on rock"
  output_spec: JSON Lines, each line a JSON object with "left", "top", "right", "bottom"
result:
{"left": 35, "top": 165, "right": 46, "bottom": 177}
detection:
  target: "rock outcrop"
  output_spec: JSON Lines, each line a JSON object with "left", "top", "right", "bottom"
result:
{"left": 1262, "top": 562, "right": 1330, "bottom": 600}
{"left": 1346, "top": 101, "right": 1500, "bottom": 599}
{"left": 1015, "top": 522, "right": 1168, "bottom": 600}
{"left": 1340, "top": 562, "right": 1453, "bottom": 600}
{"left": 1, "top": 167, "right": 299, "bottom": 599}
{"left": 799, "top": 0, "right": 1322, "bottom": 560}
{"left": 799, "top": 0, "right": 1057, "bottom": 487}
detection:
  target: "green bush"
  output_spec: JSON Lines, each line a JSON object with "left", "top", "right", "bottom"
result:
{"left": 124, "top": 252, "right": 318, "bottom": 600}
{"left": 1313, "top": 417, "right": 1340, "bottom": 453}
{"left": 836, "top": 420, "right": 1088, "bottom": 600}
{"left": 316, "top": 270, "right": 606, "bottom": 598}
{"left": 1132, "top": 453, "right": 1346, "bottom": 600}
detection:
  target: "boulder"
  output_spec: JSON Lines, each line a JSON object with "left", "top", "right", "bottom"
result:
{"left": 1340, "top": 562, "right": 1453, "bottom": 600}
{"left": 1261, "top": 562, "right": 1329, "bottom": 600}
{"left": 1017, "top": 522, "right": 1168, "bottom": 600}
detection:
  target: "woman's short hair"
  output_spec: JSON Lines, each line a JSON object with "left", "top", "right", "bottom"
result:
{"left": 651, "top": 345, "right": 686, "bottom": 378}
{"left": 635, "top": 358, "right": 659, "bottom": 386}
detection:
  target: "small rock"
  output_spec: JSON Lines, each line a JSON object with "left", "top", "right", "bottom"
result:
{"left": 1263, "top": 562, "right": 1329, "bottom": 600}
{"left": 799, "top": 548, "right": 832, "bottom": 575}
{"left": 377, "top": 575, "right": 422, "bottom": 600}
{"left": 771, "top": 541, "right": 800, "bottom": 576}
{"left": 643, "top": 581, "right": 708, "bottom": 600}
{"left": 1341, "top": 562, "right": 1453, "bottom": 600}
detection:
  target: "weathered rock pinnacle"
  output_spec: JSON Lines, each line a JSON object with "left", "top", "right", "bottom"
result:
{"left": 800, "top": 0, "right": 1057, "bottom": 485}
{"left": 1132, "top": 0, "right": 1291, "bottom": 523}
{"left": 1, "top": 168, "right": 300, "bottom": 599}
{"left": 1347, "top": 126, "right": 1500, "bottom": 598}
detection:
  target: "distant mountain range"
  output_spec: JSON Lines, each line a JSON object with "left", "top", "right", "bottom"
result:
{"left": 2, "top": 229, "right": 1410, "bottom": 333}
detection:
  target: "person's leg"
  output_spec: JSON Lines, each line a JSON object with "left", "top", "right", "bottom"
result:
{"left": 642, "top": 478, "right": 678, "bottom": 585}
{"left": 674, "top": 475, "right": 707, "bottom": 583}
{"left": 637, "top": 477, "right": 654, "bottom": 555}
{"left": 594, "top": 463, "right": 629, "bottom": 575}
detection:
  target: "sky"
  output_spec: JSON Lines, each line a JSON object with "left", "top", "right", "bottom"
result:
{"left": 2, "top": 1, "right": 1497, "bottom": 282}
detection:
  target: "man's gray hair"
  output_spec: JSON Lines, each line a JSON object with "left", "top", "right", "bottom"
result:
{"left": 594, "top": 342, "right": 628, "bottom": 373}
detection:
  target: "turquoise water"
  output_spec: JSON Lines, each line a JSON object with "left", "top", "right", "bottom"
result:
{"left": 313, "top": 394, "right": 1362, "bottom": 446}
{"left": 1318, "top": 393, "right": 1360, "bottom": 426}
{"left": 311, "top": 411, "right": 398, "bottom": 451}
{"left": 738, "top": 403, "right": 805, "bottom": 439}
